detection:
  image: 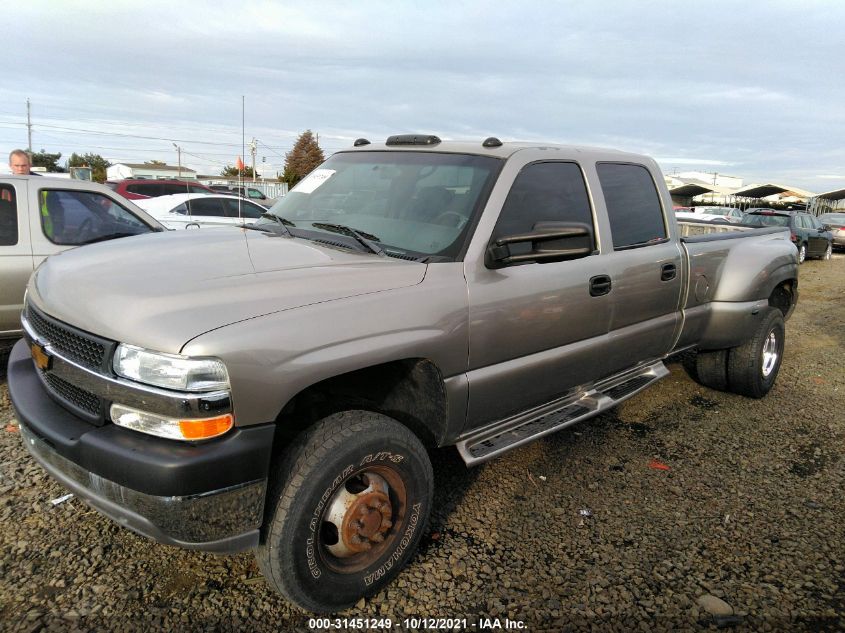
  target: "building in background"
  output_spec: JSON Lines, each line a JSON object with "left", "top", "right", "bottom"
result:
{"left": 106, "top": 163, "right": 197, "bottom": 181}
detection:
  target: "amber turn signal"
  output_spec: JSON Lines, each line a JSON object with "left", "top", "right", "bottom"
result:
{"left": 178, "top": 415, "right": 234, "bottom": 440}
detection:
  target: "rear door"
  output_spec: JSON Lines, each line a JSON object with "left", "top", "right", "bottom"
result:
{"left": 185, "top": 197, "right": 235, "bottom": 226}
{"left": 804, "top": 214, "right": 828, "bottom": 256}
{"left": 126, "top": 182, "right": 163, "bottom": 198}
{"left": 223, "top": 198, "right": 265, "bottom": 220}
{"left": 595, "top": 162, "right": 684, "bottom": 371}
{"left": 0, "top": 181, "right": 32, "bottom": 336}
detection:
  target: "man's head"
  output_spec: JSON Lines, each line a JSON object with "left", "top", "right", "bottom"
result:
{"left": 9, "top": 149, "right": 32, "bottom": 175}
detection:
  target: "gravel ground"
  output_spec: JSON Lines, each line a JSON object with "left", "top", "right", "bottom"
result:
{"left": 1, "top": 255, "right": 843, "bottom": 632}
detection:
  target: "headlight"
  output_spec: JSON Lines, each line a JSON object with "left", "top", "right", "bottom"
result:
{"left": 113, "top": 344, "right": 229, "bottom": 392}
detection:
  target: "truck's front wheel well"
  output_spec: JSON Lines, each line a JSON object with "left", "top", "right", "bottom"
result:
{"left": 270, "top": 359, "right": 449, "bottom": 459}
{"left": 769, "top": 280, "right": 796, "bottom": 317}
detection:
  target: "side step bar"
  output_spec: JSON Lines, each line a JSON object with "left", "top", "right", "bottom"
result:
{"left": 456, "top": 361, "right": 669, "bottom": 466}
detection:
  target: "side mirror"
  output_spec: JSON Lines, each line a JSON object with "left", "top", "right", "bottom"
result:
{"left": 486, "top": 221, "right": 593, "bottom": 269}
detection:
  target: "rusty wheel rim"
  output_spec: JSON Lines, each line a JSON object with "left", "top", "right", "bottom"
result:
{"left": 318, "top": 466, "right": 407, "bottom": 573}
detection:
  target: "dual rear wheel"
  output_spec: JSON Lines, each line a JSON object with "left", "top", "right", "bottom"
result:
{"left": 693, "top": 307, "right": 785, "bottom": 398}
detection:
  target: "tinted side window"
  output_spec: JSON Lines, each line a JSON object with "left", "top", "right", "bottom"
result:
{"left": 794, "top": 215, "right": 807, "bottom": 229}
{"left": 225, "top": 199, "right": 264, "bottom": 219}
{"left": 163, "top": 183, "right": 193, "bottom": 195}
{"left": 188, "top": 185, "right": 210, "bottom": 194}
{"left": 0, "top": 185, "right": 18, "bottom": 246}
{"left": 188, "top": 198, "right": 226, "bottom": 217}
{"left": 597, "top": 163, "right": 666, "bottom": 249}
{"left": 491, "top": 162, "right": 594, "bottom": 257}
{"left": 39, "top": 189, "right": 153, "bottom": 245}
{"left": 127, "top": 183, "right": 163, "bottom": 197}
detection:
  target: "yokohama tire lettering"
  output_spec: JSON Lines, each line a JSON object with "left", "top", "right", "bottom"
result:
{"left": 305, "top": 464, "right": 355, "bottom": 578}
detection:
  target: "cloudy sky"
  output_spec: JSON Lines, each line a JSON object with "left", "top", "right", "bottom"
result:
{"left": 1, "top": 1, "right": 842, "bottom": 191}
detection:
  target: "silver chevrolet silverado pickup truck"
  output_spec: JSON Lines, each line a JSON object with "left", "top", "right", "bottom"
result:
{"left": 7, "top": 136, "right": 798, "bottom": 612}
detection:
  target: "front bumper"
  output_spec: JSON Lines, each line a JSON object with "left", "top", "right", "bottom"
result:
{"left": 8, "top": 339, "right": 275, "bottom": 553}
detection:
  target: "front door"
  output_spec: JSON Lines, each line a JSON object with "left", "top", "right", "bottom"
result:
{"left": 0, "top": 182, "right": 33, "bottom": 337}
{"left": 464, "top": 161, "right": 613, "bottom": 428}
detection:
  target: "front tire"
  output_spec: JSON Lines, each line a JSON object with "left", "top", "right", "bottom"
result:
{"left": 256, "top": 411, "right": 433, "bottom": 613}
{"left": 727, "top": 308, "right": 785, "bottom": 398}
{"left": 797, "top": 243, "right": 807, "bottom": 263}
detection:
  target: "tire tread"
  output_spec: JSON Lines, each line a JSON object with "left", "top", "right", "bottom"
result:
{"left": 256, "top": 411, "right": 431, "bottom": 612}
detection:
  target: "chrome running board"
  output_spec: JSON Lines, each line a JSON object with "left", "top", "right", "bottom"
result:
{"left": 456, "top": 361, "right": 669, "bottom": 466}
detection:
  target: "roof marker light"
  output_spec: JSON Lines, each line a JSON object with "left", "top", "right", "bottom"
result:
{"left": 385, "top": 134, "right": 441, "bottom": 146}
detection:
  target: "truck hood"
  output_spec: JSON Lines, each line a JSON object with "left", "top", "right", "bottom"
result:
{"left": 29, "top": 228, "right": 426, "bottom": 353}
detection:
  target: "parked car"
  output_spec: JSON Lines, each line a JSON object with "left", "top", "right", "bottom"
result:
{"left": 741, "top": 209, "right": 833, "bottom": 262}
{"left": 692, "top": 206, "right": 745, "bottom": 223}
{"left": 229, "top": 186, "right": 277, "bottom": 208}
{"left": 8, "top": 135, "right": 799, "bottom": 612}
{"left": 818, "top": 212, "right": 845, "bottom": 250}
{"left": 134, "top": 193, "right": 267, "bottom": 229}
{"left": 105, "top": 179, "right": 216, "bottom": 200}
{"left": 0, "top": 175, "right": 165, "bottom": 339}
{"left": 675, "top": 210, "right": 730, "bottom": 223}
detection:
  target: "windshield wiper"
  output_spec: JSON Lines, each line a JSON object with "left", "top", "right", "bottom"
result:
{"left": 258, "top": 212, "right": 294, "bottom": 236}
{"left": 239, "top": 223, "right": 274, "bottom": 232}
{"left": 311, "top": 222, "right": 384, "bottom": 256}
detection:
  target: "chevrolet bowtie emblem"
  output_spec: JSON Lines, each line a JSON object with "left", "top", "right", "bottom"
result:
{"left": 31, "top": 343, "right": 52, "bottom": 371}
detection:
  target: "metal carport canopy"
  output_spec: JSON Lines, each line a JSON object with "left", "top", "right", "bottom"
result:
{"left": 669, "top": 184, "right": 714, "bottom": 197}
{"left": 733, "top": 184, "right": 789, "bottom": 198}
{"left": 813, "top": 187, "right": 845, "bottom": 200}
{"left": 807, "top": 187, "right": 845, "bottom": 214}
{"left": 734, "top": 183, "right": 817, "bottom": 198}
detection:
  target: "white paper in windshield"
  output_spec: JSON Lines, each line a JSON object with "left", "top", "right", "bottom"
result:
{"left": 294, "top": 169, "right": 335, "bottom": 194}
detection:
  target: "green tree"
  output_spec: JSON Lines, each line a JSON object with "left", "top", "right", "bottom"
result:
{"left": 283, "top": 130, "right": 324, "bottom": 188}
{"left": 221, "top": 165, "right": 257, "bottom": 178}
{"left": 30, "top": 149, "right": 65, "bottom": 173}
{"left": 68, "top": 152, "right": 111, "bottom": 183}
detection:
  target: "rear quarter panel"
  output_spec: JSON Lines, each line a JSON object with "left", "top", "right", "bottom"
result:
{"left": 675, "top": 229, "right": 798, "bottom": 350}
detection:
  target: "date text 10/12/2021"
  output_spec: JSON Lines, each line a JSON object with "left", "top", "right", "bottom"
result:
{"left": 308, "top": 617, "right": 527, "bottom": 630}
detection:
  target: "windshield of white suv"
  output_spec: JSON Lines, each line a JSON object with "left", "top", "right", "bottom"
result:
{"left": 259, "top": 151, "right": 501, "bottom": 260}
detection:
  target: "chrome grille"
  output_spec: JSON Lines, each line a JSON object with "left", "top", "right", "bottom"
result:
{"left": 27, "top": 306, "right": 106, "bottom": 370}
{"left": 42, "top": 371, "right": 101, "bottom": 416}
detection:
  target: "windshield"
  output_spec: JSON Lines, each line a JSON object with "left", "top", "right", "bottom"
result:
{"left": 259, "top": 151, "right": 501, "bottom": 260}
{"left": 742, "top": 213, "right": 790, "bottom": 227}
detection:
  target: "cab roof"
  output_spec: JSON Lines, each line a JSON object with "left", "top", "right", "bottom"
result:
{"left": 341, "top": 135, "right": 653, "bottom": 163}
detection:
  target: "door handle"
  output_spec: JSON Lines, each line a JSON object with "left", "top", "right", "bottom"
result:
{"left": 661, "top": 263, "right": 676, "bottom": 281}
{"left": 589, "top": 274, "right": 612, "bottom": 297}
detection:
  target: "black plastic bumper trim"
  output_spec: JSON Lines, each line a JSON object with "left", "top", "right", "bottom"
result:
{"left": 8, "top": 339, "right": 275, "bottom": 497}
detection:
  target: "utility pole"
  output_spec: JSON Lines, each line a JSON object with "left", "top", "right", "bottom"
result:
{"left": 250, "top": 138, "right": 257, "bottom": 183}
{"left": 173, "top": 143, "right": 182, "bottom": 178}
{"left": 26, "top": 98, "right": 32, "bottom": 154}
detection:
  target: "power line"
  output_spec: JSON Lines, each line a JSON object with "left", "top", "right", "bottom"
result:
{"left": 33, "top": 122, "right": 246, "bottom": 146}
